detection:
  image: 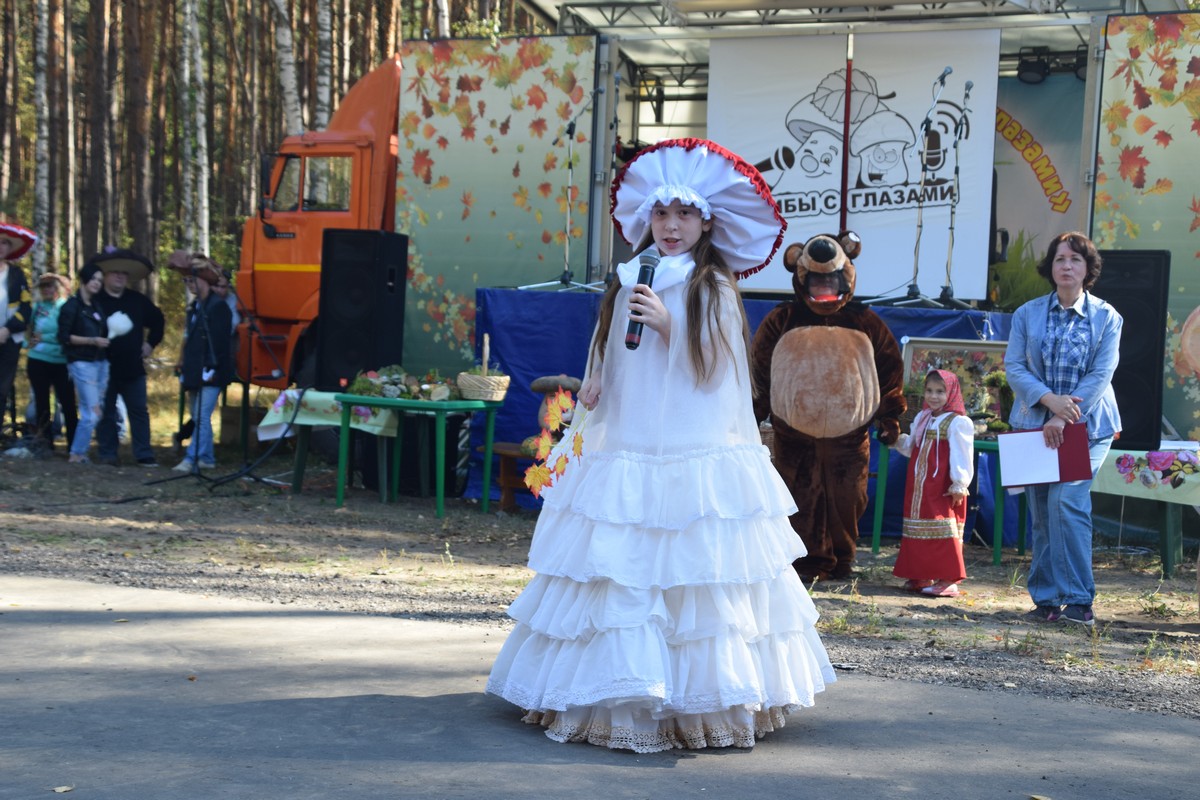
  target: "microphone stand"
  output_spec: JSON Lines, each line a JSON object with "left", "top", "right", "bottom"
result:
{"left": 199, "top": 282, "right": 290, "bottom": 489}
{"left": 864, "top": 69, "right": 951, "bottom": 309}
{"left": 601, "top": 73, "right": 623, "bottom": 288}
{"left": 938, "top": 81, "right": 974, "bottom": 310}
{"left": 520, "top": 86, "right": 606, "bottom": 293}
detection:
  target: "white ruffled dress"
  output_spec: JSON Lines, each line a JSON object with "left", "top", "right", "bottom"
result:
{"left": 486, "top": 254, "right": 836, "bottom": 752}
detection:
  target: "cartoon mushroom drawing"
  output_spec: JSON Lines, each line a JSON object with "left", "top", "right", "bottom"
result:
{"left": 849, "top": 109, "right": 916, "bottom": 188}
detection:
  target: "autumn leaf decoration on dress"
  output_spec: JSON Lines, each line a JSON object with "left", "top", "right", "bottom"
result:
{"left": 523, "top": 387, "right": 587, "bottom": 498}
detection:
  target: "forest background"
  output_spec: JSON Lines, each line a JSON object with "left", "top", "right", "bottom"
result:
{"left": 0, "top": 0, "right": 550, "bottom": 312}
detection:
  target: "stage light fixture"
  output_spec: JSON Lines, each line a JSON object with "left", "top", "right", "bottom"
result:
{"left": 1074, "top": 45, "right": 1089, "bottom": 81}
{"left": 1017, "top": 47, "right": 1050, "bottom": 85}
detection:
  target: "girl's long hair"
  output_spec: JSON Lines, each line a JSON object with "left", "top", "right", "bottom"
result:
{"left": 591, "top": 226, "right": 751, "bottom": 385}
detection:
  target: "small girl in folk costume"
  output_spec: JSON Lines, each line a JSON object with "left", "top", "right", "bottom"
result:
{"left": 892, "top": 369, "right": 974, "bottom": 597}
{"left": 487, "top": 139, "right": 835, "bottom": 753}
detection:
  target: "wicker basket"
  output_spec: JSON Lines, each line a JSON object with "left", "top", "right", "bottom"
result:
{"left": 457, "top": 372, "right": 511, "bottom": 401}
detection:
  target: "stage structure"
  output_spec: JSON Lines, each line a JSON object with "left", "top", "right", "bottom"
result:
{"left": 709, "top": 29, "right": 1000, "bottom": 300}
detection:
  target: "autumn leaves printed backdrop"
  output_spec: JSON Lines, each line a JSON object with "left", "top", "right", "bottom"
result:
{"left": 1094, "top": 13, "right": 1200, "bottom": 441}
{"left": 394, "top": 36, "right": 600, "bottom": 375}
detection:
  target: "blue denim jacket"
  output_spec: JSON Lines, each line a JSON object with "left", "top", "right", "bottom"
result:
{"left": 1005, "top": 291, "right": 1123, "bottom": 439}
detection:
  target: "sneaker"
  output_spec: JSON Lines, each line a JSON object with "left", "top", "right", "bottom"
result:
{"left": 68, "top": 454, "right": 91, "bottom": 464}
{"left": 197, "top": 460, "right": 217, "bottom": 470}
{"left": 1024, "top": 605, "right": 1062, "bottom": 623}
{"left": 1059, "top": 604, "right": 1095, "bottom": 627}
{"left": 172, "top": 458, "right": 195, "bottom": 473}
{"left": 138, "top": 458, "right": 159, "bottom": 468}
{"left": 95, "top": 455, "right": 120, "bottom": 467}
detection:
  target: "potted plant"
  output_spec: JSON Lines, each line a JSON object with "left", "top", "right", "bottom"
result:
{"left": 983, "top": 369, "right": 1014, "bottom": 424}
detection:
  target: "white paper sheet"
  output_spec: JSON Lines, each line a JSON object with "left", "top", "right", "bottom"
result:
{"left": 997, "top": 430, "right": 1060, "bottom": 487}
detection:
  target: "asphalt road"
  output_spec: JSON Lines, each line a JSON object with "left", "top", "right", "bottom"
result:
{"left": 1, "top": 575, "right": 1195, "bottom": 800}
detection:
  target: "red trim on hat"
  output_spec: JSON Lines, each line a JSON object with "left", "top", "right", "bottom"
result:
{"left": 0, "top": 221, "right": 38, "bottom": 261}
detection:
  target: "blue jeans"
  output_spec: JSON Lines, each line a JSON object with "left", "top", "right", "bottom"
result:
{"left": 97, "top": 374, "right": 154, "bottom": 461}
{"left": 67, "top": 360, "right": 109, "bottom": 457}
{"left": 1026, "top": 435, "right": 1114, "bottom": 607}
{"left": 185, "top": 386, "right": 221, "bottom": 465}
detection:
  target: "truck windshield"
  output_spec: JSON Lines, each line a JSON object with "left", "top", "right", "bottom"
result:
{"left": 270, "top": 155, "right": 351, "bottom": 213}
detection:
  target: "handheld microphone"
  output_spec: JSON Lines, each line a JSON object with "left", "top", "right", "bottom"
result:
{"left": 937, "top": 66, "right": 952, "bottom": 85}
{"left": 625, "top": 248, "right": 661, "bottom": 350}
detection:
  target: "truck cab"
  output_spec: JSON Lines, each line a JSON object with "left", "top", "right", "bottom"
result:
{"left": 236, "top": 56, "right": 402, "bottom": 389}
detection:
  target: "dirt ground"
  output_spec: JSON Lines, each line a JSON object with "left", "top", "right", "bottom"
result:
{"left": 2, "top": 437, "right": 1199, "bottom": 714}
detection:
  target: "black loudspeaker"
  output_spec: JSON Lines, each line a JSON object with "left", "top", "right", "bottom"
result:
{"left": 1092, "top": 250, "right": 1170, "bottom": 451}
{"left": 315, "top": 229, "right": 408, "bottom": 392}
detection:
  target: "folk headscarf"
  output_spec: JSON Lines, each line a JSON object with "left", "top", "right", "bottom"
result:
{"left": 911, "top": 368, "right": 967, "bottom": 447}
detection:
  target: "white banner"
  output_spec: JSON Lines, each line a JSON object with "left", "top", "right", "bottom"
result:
{"left": 710, "top": 30, "right": 1000, "bottom": 299}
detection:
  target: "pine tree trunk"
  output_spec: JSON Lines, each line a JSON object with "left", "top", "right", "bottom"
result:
{"left": 124, "top": 0, "right": 153, "bottom": 263}
{"left": 0, "top": 0, "right": 18, "bottom": 208}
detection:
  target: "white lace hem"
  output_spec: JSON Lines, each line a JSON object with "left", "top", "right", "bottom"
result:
{"left": 519, "top": 704, "right": 799, "bottom": 753}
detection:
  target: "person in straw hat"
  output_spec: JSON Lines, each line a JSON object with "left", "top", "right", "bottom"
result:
{"left": 486, "top": 138, "right": 835, "bottom": 752}
{"left": 26, "top": 272, "right": 77, "bottom": 451}
{"left": 0, "top": 221, "right": 36, "bottom": 441}
{"left": 88, "top": 247, "right": 165, "bottom": 467}
{"left": 167, "top": 251, "right": 233, "bottom": 472}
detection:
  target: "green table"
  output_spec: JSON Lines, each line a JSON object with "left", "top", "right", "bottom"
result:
{"left": 871, "top": 438, "right": 1027, "bottom": 566}
{"left": 333, "top": 394, "right": 502, "bottom": 517}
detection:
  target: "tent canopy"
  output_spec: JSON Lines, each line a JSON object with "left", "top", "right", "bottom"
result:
{"left": 522, "top": 1, "right": 1185, "bottom": 99}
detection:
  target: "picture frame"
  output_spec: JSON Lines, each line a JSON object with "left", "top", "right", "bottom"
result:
{"left": 900, "top": 336, "right": 1009, "bottom": 419}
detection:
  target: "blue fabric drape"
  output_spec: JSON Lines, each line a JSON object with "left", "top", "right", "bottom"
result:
{"left": 467, "top": 288, "right": 1018, "bottom": 544}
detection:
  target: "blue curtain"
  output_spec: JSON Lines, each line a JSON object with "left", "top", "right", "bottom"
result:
{"left": 467, "top": 288, "right": 1018, "bottom": 543}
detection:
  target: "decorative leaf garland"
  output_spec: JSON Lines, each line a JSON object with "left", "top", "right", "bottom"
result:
{"left": 523, "top": 387, "right": 586, "bottom": 498}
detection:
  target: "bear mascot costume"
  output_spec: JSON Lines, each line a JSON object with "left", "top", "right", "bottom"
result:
{"left": 751, "top": 231, "right": 906, "bottom": 581}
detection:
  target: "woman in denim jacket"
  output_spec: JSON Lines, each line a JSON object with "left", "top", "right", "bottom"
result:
{"left": 1005, "top": 231, "right": 1122, "bottom": 627}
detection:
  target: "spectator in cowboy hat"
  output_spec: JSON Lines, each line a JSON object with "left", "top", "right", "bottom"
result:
{"left": 0, "top": 221, "right": 36, "bottom": 442}
{"left": 87, "top": 247, "right": 165, "bottom": 467}
{"left": 26, "top": 272, "right": 77, "bottom": 451}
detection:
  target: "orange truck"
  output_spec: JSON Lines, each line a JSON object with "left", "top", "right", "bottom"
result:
{"left": 234, "top": 56, "right": 402, "bottom": 389}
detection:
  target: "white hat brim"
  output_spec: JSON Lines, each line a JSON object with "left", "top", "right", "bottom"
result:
{"left": 610, "top": 138, "right": 786, "bottom": 278}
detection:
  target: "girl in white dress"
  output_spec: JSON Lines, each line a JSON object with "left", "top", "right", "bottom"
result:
{"left": 486, "top": 138, "right": 836, "bottom": 752}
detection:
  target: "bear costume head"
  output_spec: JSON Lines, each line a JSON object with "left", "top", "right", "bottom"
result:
{"left": 782, "top": 231, "right": 862, "bottom": 316}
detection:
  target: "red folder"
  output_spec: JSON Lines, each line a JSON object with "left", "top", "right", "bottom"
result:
{"left": 997, "top": 422, "right": 1091, "bottom": 487}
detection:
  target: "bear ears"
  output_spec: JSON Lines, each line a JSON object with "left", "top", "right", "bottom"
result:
{"left": 781, "top": 231, "right": 862, "bottom": 274}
